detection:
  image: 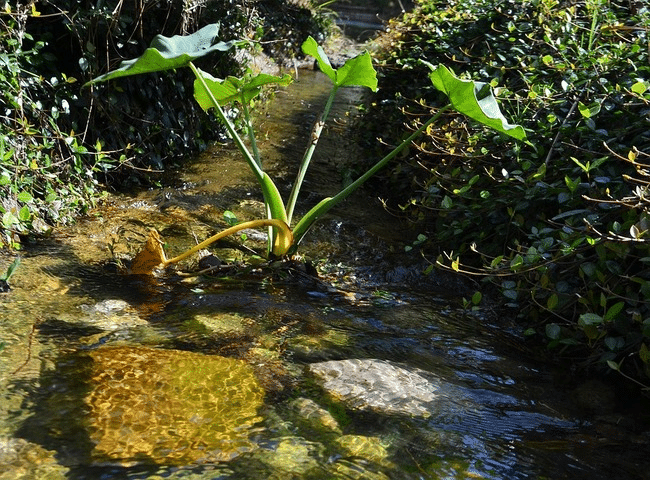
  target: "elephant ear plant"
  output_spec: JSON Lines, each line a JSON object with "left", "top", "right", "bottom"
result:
{"left": 85, "top": 24, "right": 527, "bottom": 275}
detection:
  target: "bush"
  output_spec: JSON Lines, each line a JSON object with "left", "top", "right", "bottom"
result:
{"left": 366, "top": 0, "right": 650, "bottom": 386}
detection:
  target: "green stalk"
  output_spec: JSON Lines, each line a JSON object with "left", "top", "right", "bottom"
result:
{"left": 286, "top": 87, "right": 338, "bottom": 224}
{"left": 189, "top": 62, "right": 288, "bottom": 253}
{"left": 291, "top": 105, "right": 452, "bottom": 244}
{"left": 241, "top": 95, "right": 262, "bottom": 168}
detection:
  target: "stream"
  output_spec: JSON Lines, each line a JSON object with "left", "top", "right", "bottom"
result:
{"left": 2, "top": 6, "right": 650, "bottom": 479}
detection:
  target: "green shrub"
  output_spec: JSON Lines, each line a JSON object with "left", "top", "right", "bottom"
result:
{"left": 367, "top": 0, "right": 650, "bottom": 386}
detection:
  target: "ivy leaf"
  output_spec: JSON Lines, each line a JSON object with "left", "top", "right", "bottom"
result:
{"left": 301, "top": 36, "right": 378, "bottom": 91}
{"left": 578, "top": 312, "right": 604, "bottom": 326}
{"left": 85, "top": 24, "right": 241, "bottom": 86}
{"left": 427, "top": 64, "right": 528, "bottom": 142}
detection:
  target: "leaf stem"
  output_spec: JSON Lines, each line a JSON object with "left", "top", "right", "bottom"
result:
{"left": 164, "top": 218, "right": 293, "bottom": 265}
{"left": 286, "top": 86, "right": 338, "bottom": 223}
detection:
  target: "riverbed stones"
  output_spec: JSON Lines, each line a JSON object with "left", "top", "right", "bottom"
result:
{"left": 308, "top": 359, "right": 439, "bottom": 417}
{"left": 85, "top": 346, "right": 264, "bottom": 466}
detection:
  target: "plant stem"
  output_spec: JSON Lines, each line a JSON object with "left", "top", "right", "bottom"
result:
{"left": 286, "top": 86, "right": 338, "bottom": 224}
{"left": 189, "top": 61, "right": 288, "bottom": 253}
{"left": 164, "top": 218, "right": 293, "bottom": 265}
{"left": 241, "top": 96, "right": 261, "bottom": 168}
{"left": 291, "top": 104, "right": 452, "bottom": 243}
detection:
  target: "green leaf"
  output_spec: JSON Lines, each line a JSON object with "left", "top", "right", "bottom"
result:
{"left": 547, "top": 293, "right": 558, "bottom": 310}
{"left": 301, "top": 36, "right": 378, "bottom": 91}
{"left": 546, "top": 323, "right": 561, "bottom": 340}
{"left": 301, "top": 36, "right": 336, "bottom": 83}
{"left": 578, "top": 101, "right": 601, "bottom": 119}
{"left": 441, "top": 195, "right": 453, "bottom": 209}
{"left": 604, "top": 301, "right": 625, "bottom": 322}
{"left": 631, "top": 81, "right": 648, "bottom": 95}
{"left": 579, "top": 312, "right": 604, "bottom": 326}
{"left": 427, "top": 64, "right": 527, "bottom": 142}
{"left": 334, "top": 51, "right": 378, "bottom": 91}
{"left": 18, "top": 205, "right": 30, "bottom": 222}
{"left": 471, "top": 291, "right": 482, "bottom": 305}
{"left": 193, "top": 70, "right": 292, "bottom": 108}
{"left": 16, "top": 191, "right": 33, "bottom": 203}
{"left": 223, "top": 210, "right": 238, "bottom": 226}
{"left": 640, "top": 343, "right": 650, "bottom": 364}
{"left": 85, "top": 24, "right": 241, "bottom": 86}
{"left": 0, "top": 256, "right": 20, "bottom": 281}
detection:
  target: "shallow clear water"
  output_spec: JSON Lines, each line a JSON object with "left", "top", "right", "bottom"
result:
{"left": 1, "top": 54, "right": 649, "bottom": 480}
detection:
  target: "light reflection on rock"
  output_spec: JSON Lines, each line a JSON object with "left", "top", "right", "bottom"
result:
{"left": 309, "top": 358, "right": 439, "bottom": 417}
{"left": 85, "top": 346, "right": 264, "bottom": 466}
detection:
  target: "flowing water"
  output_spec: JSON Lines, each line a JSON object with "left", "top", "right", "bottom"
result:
{"left": 2, "top": 10, "right": 650, "bottom": 480}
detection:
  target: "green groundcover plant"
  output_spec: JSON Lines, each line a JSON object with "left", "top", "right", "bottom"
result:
{"left": 86, "top": 23, "right": 526, "bottom": 274}
{"left": 367, "top": 0, "right": 650, "bottom": 387}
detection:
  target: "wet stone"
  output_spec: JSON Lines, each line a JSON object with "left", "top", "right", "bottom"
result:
{"left": 308, "top": 359, "right": 439, "bottom": 417}
{"left": 84, "top": 346, "right": 265, "bottom": 466}
{"left": 289, "top": 397, "right": 342, "bottom": 435}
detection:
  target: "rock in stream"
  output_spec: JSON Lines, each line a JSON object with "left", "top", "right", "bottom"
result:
{"left": 308, "top": 358, "right": 441, "bottom": 417}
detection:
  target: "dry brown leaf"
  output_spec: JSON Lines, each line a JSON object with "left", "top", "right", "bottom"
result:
{"left": 129, "top": 229, "right": 167, "bottom": 275}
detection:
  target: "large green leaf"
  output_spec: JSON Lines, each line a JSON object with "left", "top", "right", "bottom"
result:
{"left": 193, "top": 69, "right": 292, "bottom": 109}
{"left": 301, "top": 36, "right": 377, "bottom": 91}
{"left": 85, "top": 24, "right": 240, "bottom": 86}
{"left": 335, "top": 51, "right": 378, "bottom": 91}
{"left": 428, "top": 64, "right": 527, "bottom": 142}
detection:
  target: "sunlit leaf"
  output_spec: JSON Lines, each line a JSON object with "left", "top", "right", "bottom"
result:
{"left": 193, "top": 69, "right": 292, "bottom": 109}
{"left": 451, "top": 257, "right": 460, "bottom": 272}
{"left": 578, "top": 101, "right": 601, "bottom": 119}
{"left": 631, "top": 81, "right": 648, "bottom": 95}
{"left": 301, "top": 36, "right": 378, "bottom": 91}
{"left": 301, "top": 36, "right": 336, "bottom": 83}
{"left": 334, "top": 51, "right": 378, "bottom": 91}
{"left": 85, "top": 24, "right": 241, "bottom": 86}
{"left": 427, "top": 64, "right": 527, "bottom": 142}
{"left": 17, "top": 191, "right": 32, "bottom": 203}
{"left": 0, "top": 256, "right": 20, "bottom": 281}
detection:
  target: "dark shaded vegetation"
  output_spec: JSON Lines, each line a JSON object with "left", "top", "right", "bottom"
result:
{"left": 364, "top": 0, "right": 650, "bottom": 388}
{"left": 1, "top": 0, "right": 331, "bottom": 248}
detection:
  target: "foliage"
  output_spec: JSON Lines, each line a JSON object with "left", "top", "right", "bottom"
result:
{"left": 86, "top": 25, "right": 523, "bottom": 271}
{"left": 367, "top": 0, "right": 650, "bottom": 385}
{"left": 0, "top": 2, "right": 110, "bottom": 248}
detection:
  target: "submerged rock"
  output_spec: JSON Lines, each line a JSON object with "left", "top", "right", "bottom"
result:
{"left": 85, "top": 346, "right": 265, "bottom": 466}
{"left": 0, "top": 437, "right": 68, "bottom": 480}
{"left": 308, "top": 359, "right": 439, "bottom": 417}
